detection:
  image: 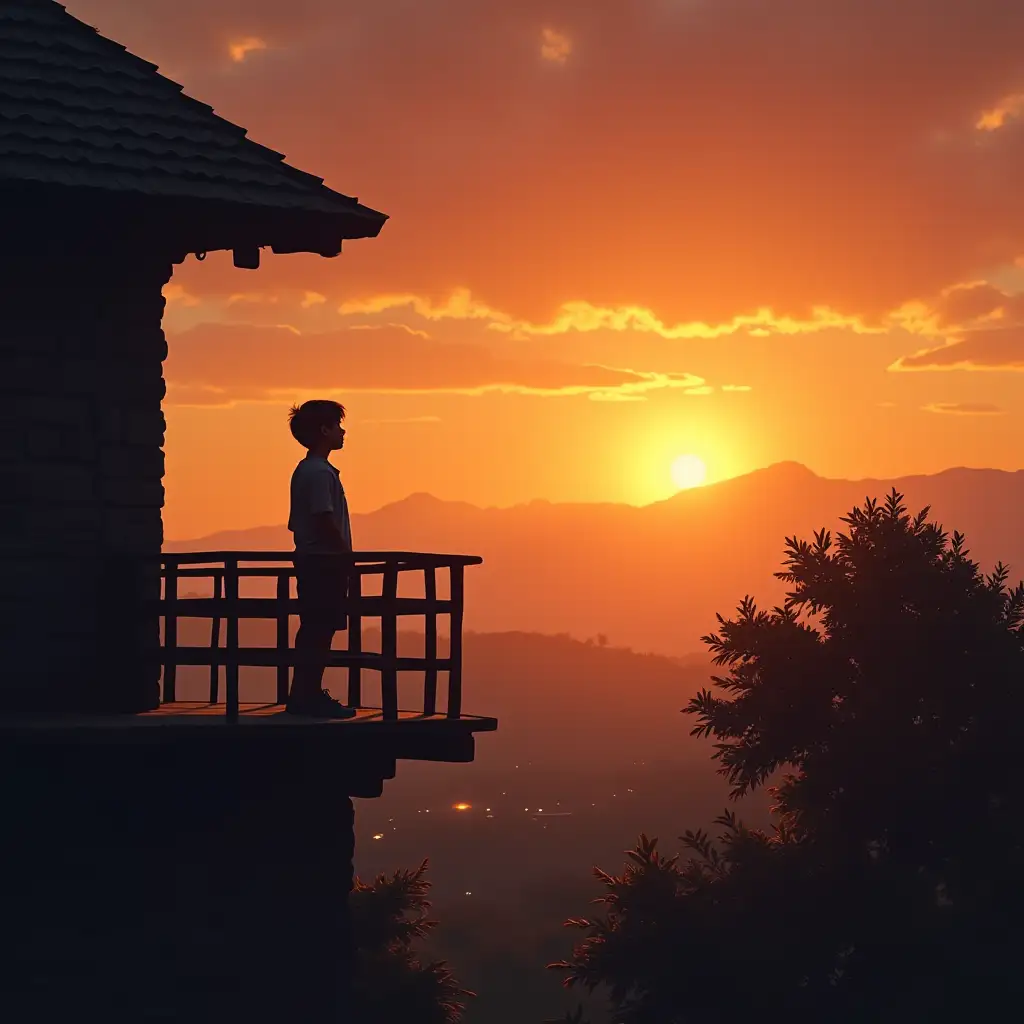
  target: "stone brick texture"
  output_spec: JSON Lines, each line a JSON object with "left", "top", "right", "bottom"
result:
{"left": 0, "top": 244, "right": 171, "bottom": 710}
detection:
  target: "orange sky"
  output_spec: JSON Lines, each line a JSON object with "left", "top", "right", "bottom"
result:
{"left": 73, "top": 0, "right": 1024, "bottom": 539}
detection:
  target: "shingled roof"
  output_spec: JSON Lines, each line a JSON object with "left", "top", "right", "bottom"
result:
{"left": 0, "top": 0, "right": 387, "bottom": 260}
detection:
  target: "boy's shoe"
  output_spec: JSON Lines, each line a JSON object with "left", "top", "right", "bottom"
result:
{"left": 286, "top": 689, "right": 358, "bottom": 719}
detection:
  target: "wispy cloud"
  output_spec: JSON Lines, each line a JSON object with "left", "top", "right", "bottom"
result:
{"left": 540, "top": 28, "right": 572, "bottom": 64}
{"left": 923, "top": 402, "right": 1005, "bottom": 416}
{"left": 976, "top": 92, "right": 1024, "bottom": 131}
{"left": 891, "top": 328, "right": 1024, "bottom": 371}
{"left": 338, "top": 288, "right": 880, "bottom": 341}
{"left": 361, "top": 415, "right": 442, "bottom": 425}
{"left": 228, "top": 36, "right": 267, "bottom": 63}
{"left": 163, "top": 322, "right": 709, "bottom": 407}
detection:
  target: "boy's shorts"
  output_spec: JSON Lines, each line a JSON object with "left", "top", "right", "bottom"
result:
{"left": 293, "top": 554, "right": 349, "bottom": 630}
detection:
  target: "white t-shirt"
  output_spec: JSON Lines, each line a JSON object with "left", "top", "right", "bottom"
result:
{"left": 287, "top": 456, "right": 353, "bottom": 553}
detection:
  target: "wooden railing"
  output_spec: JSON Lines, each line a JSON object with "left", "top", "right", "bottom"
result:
{"left": 159, "top": 551, "right": 482, "bottom": 723}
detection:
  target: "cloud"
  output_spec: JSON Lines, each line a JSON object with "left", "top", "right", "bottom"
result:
{"left": 907, "top": 281, "right": 1024, "bottom": 333}
{"left": 891, "top": 328, "right": 1024, "bottom": 371}
{"left": 163, "top": 322, "right": 707, "bottom": 405}
{"left": 976, "top": 93, "right": 1024, "bottom": 131}
{"left": 163, "top": 283, "right": 200, "bottom": 307}
{"left": 228, "top": 36, "right": 267, "bottom": 62}
{"left": 77, "top": 0, "right": 1024, "bottom": 326}
{"left": 540, "top": 28, "right": 572, "bottom": 64}
{"left": 361, "top": 415, "right": 442, "bottom": 424}
{"left": 338, "top": 288, "right": 880, "bottom": 340}
{"left": 923, "top": 402, "right": 1006, "bottom": 415}
{"left": 339, "top": 290, "right": 507, "bottom": 324}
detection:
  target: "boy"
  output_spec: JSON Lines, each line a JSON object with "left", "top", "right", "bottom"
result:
{"left": 286, "top": 399, "right": 358, "bottom": 717}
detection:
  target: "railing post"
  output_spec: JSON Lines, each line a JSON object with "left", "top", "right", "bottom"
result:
{"left": 224, "top": 558, "right": 239, "bottom": 723}
{"left": 347, "top": 563, "right": 362, "bottom": 708}
{"left": 276, "top": 570, "right": 290, "bottom": 705}
{"left": 381, "top": 561, "right": 399, "bottom": 720}
{"left": 447, "top": 563, "right": 464, "bottom": 719}
{"left": 162, "top": 558, "right": 177, "bottom": 703}
{"left": 423, "top": 565, "right": 438, "bottom": 716}
{"left": 209, "top": 570, "right": 222, "bottom": 703}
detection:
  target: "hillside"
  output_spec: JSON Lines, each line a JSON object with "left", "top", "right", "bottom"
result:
{"left": 167, "top": 462, "right": 1024, "bottom": 655}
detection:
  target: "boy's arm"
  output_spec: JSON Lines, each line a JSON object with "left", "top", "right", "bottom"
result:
{"left": 312, "top": 511, "right": 352, "bottom": 553}
{"left": 307, "top": 470, "right": 353, "bottom": 553}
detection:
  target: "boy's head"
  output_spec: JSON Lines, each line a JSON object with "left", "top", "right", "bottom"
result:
{"left": 288, "top": 399, "right": 346, "bottom": 453}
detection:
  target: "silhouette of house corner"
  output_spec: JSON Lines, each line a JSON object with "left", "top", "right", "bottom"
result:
{"left": 0, "top": 3, "right": 494, "bottom": 1021}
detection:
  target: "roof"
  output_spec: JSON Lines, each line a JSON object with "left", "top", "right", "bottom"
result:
{"left": 0, "top": 0, "right": 387, "bottom": 255}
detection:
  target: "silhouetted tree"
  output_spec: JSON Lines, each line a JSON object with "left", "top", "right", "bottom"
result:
{"left": 550, "top": 492, "right": 1024, "bottom": 1023}
{"left": 352, "top": 859, "right": 473, "bottom": 1023}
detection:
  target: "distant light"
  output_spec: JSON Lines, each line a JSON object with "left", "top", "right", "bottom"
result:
{"left": 425, "top": 809, "right": 430, "bottom": 813}
{"left": 372, "top": 833, "right": 383, "bottom": 840}
{"left": 453, "top": 802, "right": 471, "bottom": 811}
{"left": 485, "top": 807, "right": 492, "bottom": 812}
{"left": 465, "top": 891, "right": 472, "bottom": 895}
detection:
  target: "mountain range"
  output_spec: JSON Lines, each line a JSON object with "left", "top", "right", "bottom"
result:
{"left": 167, "top": 462, "right": 1024, "bottom": 656}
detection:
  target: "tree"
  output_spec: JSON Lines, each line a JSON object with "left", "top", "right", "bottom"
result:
{"left": 351, "top": 859, "right": 473, "bottom": 1023}
{"left": 550, "top": 492, "right": 1024, "bottom": 1022}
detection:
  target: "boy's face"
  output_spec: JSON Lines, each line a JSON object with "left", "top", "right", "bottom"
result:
{"left": 321, "top": 418, "right": 346, "bottom": 451}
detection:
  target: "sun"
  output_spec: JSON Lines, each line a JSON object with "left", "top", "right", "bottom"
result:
{"left": 670, "top": 454, "right": 708, "bottom": 490}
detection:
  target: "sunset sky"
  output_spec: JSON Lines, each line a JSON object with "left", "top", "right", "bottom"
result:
{"left": 73, "top": 0, "right": 1024, "bottom": 539}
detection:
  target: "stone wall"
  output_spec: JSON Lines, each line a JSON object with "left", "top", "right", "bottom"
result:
{"left": 0, "top": 243, "right": 171, "bottom": 710}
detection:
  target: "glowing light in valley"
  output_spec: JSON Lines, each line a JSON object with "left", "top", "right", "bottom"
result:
{"left": 372, "top": 833, "right": 383, "bottom": 840}
{"left": 671, "top": 454, "right": 708, "bottom": 490}
{"left": 228, "top": 36, "right": 267, "bottom": 63}
{"left": 453, "top": 802, "right": 472, "bottom": 811}
{"left": 540, "top": 28, "right": 572, "bottom": 64}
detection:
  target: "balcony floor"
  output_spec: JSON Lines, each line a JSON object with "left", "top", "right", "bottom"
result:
{"left": 0, "top": 702, "right": 498, "bottom": 741}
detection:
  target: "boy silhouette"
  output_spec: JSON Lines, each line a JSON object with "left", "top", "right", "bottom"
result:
{"left": 286, "top": 399, "right": 358, "bottom": 717}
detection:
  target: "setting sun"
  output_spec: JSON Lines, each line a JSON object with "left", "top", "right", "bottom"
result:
{"left": 670, "top": 454, "right": 707, "bottom": 490}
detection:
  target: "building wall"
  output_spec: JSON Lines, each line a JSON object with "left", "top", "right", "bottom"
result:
{"left": 2, "top": 732, "right": 362, "bottom": 1022}
{"left": 0, "top": 243, "right": 170, "bottom": 710}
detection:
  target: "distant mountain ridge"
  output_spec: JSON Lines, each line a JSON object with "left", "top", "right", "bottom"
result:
{"left": 167, "top": 463, "right": 1024, "bottom": 655}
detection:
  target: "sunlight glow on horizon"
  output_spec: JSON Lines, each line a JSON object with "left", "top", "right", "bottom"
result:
{"left": 671, "top": 454, "right": 708, "bottom": 490}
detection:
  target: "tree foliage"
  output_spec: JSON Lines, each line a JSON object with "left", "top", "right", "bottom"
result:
{"left": 550, "top": 492, "right": 1024, "bottom": 1022}
{"left": 351, "top": 859, "right": 473, "bottom": 1023}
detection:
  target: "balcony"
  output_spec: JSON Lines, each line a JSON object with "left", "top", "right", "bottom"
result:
{"left": 1, "top": 551, "right": 496, "bottom": 761}
{"left": 154, "top": 549, "right": 496, "bottom": 731}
